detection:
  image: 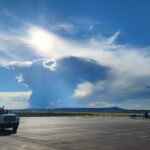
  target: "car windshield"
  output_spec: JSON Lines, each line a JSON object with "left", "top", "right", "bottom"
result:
{"left": 0, "top": 109, "right": 9, "bottom": 114}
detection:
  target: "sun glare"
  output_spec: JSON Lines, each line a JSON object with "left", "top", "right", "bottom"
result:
{"left": 29, "top": 28, "right": 54, "bottom": 54}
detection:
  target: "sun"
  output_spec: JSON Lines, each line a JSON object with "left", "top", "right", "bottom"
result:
{"left": 26, "top": 26, "right": 66, "bottom": 59}
{"left": 28, "top": 27, "right": 54, "bottom": 54}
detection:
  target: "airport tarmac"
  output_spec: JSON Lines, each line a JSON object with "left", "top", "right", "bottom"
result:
{"left": 0, "top": 117, "right": 150, "bottom": 150}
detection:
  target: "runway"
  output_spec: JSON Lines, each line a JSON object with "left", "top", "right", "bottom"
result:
{"left": 0, "top": 117, "right": 150, "bottom": 150}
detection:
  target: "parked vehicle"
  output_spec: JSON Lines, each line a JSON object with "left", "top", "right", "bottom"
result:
{"left": 129, "top": 112, "right": 150, "bottom": 119}
{"left": 0, "top": 107, "right": 20, "bottom": 132}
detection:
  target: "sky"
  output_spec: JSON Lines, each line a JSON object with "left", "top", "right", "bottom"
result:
{"left": 0, "top": 0, "right": 150, "bottom": 109}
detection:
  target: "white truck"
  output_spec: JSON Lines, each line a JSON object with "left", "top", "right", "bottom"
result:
{"left": 0, "top": 108, "right": 20, "bottom": 132}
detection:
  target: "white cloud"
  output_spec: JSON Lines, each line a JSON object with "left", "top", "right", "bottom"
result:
{"left": 0, "top": 91, "right": 32, "bottom": 109}
{"left": 6, "top": 61, "right": 33, "bottom": 68}
{"left": 106, "top": 31, "right": 120, "bottom": 45}
{"left": 0, "top": 26, "right": 37, "bottom": 67}
{"left": 42, "top": 59, "right": 57, "bottom": 71}
{"left": 74, "top": 80, "right": 110, "bottom": 99}
{"left": 16, "top": 74, "right": 29, "bottom": 88}
{"left": 88, "top": 101, "right": 114, "bottom": 108}
{"left": 0, "top": 60, "right": 32, "bottom": 69}
{"left": 50, "top": 22, "right": 76, "bottom": 34}
{"left": 16, "top": 74, "right": 24, "bottom": 83}
{"left": 0, "top": 29, "right": 25, "bottom": 57}
{"left": 0, "top": 91, "right": 31, "bottom": 98}
{"left": 118, "top": 99, "right": 150, "bottom": 110}
{"left": 74, "top": 82, "right": 94, "bottom": 98}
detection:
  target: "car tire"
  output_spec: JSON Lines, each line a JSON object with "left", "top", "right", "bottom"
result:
{"left": 12, "top": 126, "right": 18, "bottom": 132}
{"left": 1, "top": 127, "right": 4, "bottom": 131}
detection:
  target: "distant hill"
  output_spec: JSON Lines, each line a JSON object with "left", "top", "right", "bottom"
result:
{"left": 12, "top": 107, "right": 150, "bottom": 113}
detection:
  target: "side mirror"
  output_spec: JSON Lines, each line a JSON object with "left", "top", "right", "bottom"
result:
{"left": 9, "top": 110, "right": 13, "bottom": 114}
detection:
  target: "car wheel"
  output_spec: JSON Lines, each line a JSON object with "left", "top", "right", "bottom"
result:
{"left": 12, "top": 126, "right": 18, "bottom": 132}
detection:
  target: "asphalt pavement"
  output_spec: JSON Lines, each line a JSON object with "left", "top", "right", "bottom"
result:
{"left": 0, "top": 117, "right": 150, "bottom": 150}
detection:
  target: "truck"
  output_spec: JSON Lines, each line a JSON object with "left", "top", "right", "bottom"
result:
{"left": 0, "top": 107, "right": 20, "bottom": 132}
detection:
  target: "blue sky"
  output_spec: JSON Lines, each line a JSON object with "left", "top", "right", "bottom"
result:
{"left": 0, "top": 0, "right": 150, "bottom": 109}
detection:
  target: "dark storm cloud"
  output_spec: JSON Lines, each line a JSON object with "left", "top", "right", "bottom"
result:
{"left": 17, "top": 57, "right": 110, "bottom": 108}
